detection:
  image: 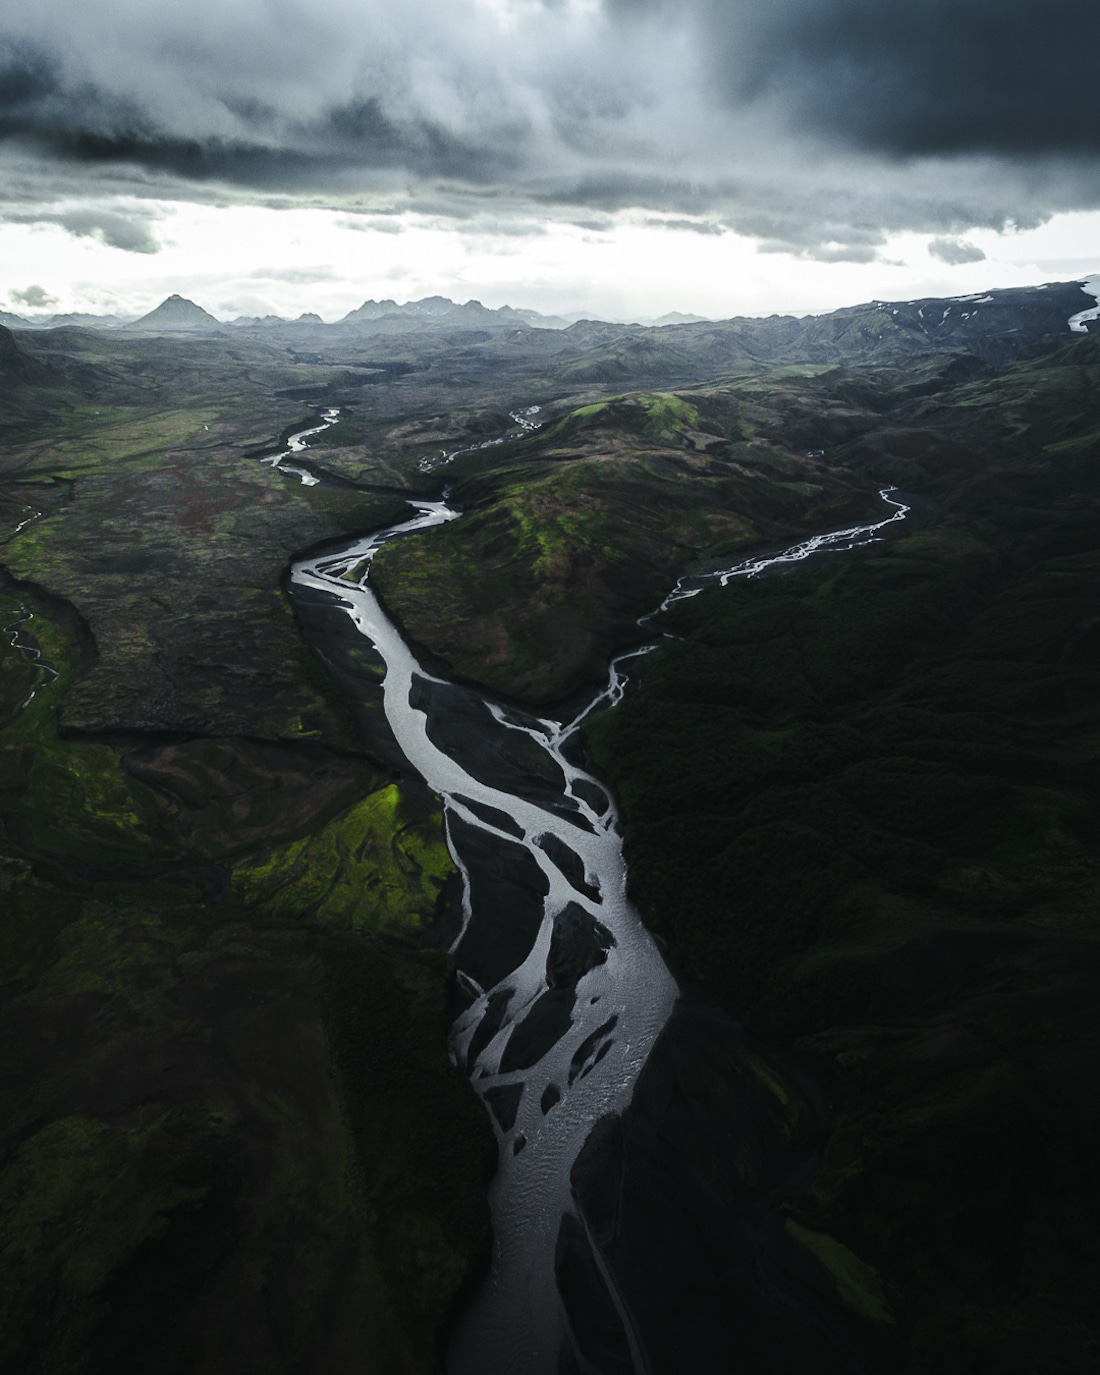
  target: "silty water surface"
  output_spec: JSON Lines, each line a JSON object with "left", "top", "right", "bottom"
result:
{"left": 261, "top": 408, "right": 340, "bottom": 485}
{"left": 292, "top": 499, "right": 679, "bottom": 1372}
{"left": 288, "top": 474, "right": 910, "bottom": 1373}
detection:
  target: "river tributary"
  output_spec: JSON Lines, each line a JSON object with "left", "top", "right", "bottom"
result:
{"left": 274, "top": 408, "right": 910, "bottom": 1373}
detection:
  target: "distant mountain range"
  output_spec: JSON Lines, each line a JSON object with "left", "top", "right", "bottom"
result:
{"left": 640, "top": 311, "right": 713, "bottom": 326}
{"left": 337, "top": 296, "right": 571, "bottom": 329}
{"left": 0, "top": 294, "right": 709, "bottom": 334}
{"left": 3, "top": 283, "right": 1097, "bottom": 364}
{"left": 0, "top": 309, "right": 135, "bottom": 330}
{"left": 0, "top": 295, "right": 573, "bottom": 333}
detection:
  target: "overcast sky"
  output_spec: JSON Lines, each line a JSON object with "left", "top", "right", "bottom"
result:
{"left": 2, "top": 0, "right": 1098, "bottom": 320}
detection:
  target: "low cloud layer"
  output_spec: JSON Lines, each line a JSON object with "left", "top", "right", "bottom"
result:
{"left": 1, "top": 0, "right": 1097, "bottom": 260}
{"left": 929, "top": 237, "right": 987, "bottom": 265}
{"left": 3, "top": 204, "right": 160, "bottom": 252}
{"left": 11, "top": 283, "right": 56, "bottom": 307}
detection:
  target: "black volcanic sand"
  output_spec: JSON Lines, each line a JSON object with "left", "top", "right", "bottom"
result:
{"left": 546, "top": 902, "right": 614, "bottom": 988}
{"left": 536, "top": 833, "right": 601, "bottom": 900}
{"left": 448, "top": 812, "right": 549, "bottom": 992}
{"left": 454, "top": 792, "right": 525, "bottom": 839}
{"left": 484, "top": 1082, "right": 525, "bottom": 1133}
{"left": 463, "top": 985, "right": 516, "bottom": 1072}
{"left": 498, "top": 903, "right": 614, "bottom": 1073}
{"left": 409, "top": 673, "right": 575, "bottom": 811}
{"left": 557, "top": 995, "right": 900, "bottom": 1375}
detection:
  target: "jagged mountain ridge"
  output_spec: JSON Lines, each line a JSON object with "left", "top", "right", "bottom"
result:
{"left": 85, "top": 281, "right": 1100, "bottom": 362}
{"left": 2, "top": 282, "right": 1096, "bottom": 431}
{"left": 5, "top": 281, "right": 1096, "bottom": 364}
{"left": 339, "top": 295, "right": 569, "bottom": 329}
{"left": 560, "top": 279, "right": 1099, "bottom": 375}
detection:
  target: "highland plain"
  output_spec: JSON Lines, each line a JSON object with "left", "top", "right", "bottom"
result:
{"left": 1, "top": 282, "right": 1098, "bottom": 1373}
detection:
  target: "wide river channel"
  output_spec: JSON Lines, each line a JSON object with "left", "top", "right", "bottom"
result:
{"left": 275, "top": 411, "right": 910, "bottom": 1374}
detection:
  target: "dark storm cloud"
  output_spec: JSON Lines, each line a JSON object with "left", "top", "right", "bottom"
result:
{"left": 0, "top": 40, "right": 59, "bottom": 125}
{"left": 721, "top": 209, "right": 886, "bottom": 251}
{"left": 0, "top": 37, "right": 527, "bottom": 192}
{"left": 698, "top": 0, "right": 1100, "bottom": 157}
{"left": 530, "top": 173, "right": 691, "bottom": 214}
{"left": 1, "top": 0, "right": 1098, "bottom": 257}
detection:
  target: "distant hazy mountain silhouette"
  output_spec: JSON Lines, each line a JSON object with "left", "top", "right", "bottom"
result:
{"left": 129, "top": 294, "right": 221, "bottom": 332}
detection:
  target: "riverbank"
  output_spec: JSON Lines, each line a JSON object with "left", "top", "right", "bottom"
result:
{"left": 584, "top": 409, "right": 1100, "bottom": 1371}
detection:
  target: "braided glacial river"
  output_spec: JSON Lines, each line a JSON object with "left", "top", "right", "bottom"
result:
{"left": 277, "top": 411, "right": 909, "bottom": 1373}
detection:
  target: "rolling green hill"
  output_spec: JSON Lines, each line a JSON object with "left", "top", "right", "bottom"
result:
{"left": 579, "top": 337, "right": 1100, "bottom": 1374}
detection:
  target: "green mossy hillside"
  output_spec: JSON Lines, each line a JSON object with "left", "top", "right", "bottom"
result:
{"left": 0, "top": 603, "right": 492, "bottom": 1374}
{"left": 584, "top": 348, "right": 1100, "bottom": 1372}
{"left": 232, "top": 782, "right": 454, "bottom": 935}
{"left": 372, "top": 382, "right": 882, "bottom": 702}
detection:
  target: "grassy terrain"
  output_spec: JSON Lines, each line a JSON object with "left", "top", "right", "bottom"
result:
{"left": 372, "top": 385, "right": 883, "bottom": 701}
{"left": 2, "top": 301, "right": 1096, "bottom": 1371}
{"left": 0, "top": 585, "right": 494, "bottom": 1374}
{"left": 0, "top": 395, "right": 414, "bottom": 741}
{"left": 0, "top": 331, "right": 498, "bottom": 1372}
{"left": 583, "top": 338, "right": 1100, "bottom": 1372}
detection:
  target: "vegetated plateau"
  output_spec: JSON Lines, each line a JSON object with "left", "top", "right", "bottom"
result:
{"left": 0, "top": 281, "right": 1097, "bottom": 1374}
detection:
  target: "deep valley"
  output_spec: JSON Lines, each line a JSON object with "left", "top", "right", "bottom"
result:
{"left": 1, "top": 282, "right": 1098, "bottom": 1374}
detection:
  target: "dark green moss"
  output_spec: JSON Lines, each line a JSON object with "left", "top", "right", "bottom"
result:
{"left": 585, "top": 449, "right": 1100, "bottom": 1367}
{"left": 322, "top": 943, "right": 495, "bottom": 1359}
{"left": 0, "top": 604, "right": 490, "bottom": 1374}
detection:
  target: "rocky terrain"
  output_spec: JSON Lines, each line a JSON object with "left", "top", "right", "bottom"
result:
{"left": 1, "top": 280, "right": 1098, "bottom": 1372}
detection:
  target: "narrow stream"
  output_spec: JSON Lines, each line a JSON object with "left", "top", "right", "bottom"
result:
{"left": 261, "top": 408, "right": 340, "bottom": 485}
{"left": 1, "top": 604, "right": 59, "bottom": 721}
{"left": 2, "top": 505, "right": 58, "bottom": 721}
{"left": 276, "top": 396, "right": 911, "bottom": 1372}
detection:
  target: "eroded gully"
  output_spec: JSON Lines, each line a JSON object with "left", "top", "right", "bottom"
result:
{"left": 275, "top": 408, "right": 910, "bottom": 1374}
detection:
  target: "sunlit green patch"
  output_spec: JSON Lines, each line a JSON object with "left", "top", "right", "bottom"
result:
{"left": 639, "top": 391, "right": 700, "bottom": 437}
{"left": 231, "top": 783, "right": 454, "bottom": 935}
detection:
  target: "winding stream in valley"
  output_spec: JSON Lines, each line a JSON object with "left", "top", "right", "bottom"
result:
{"left": 294, "top": 504, "right": 679, "bottom": 1374}
{"left": 272, "top": 406, "right": 911, "bottom": 1373}
{"left": 262, "top": 408, "right": 340, "bottom": 485}
{"left": 2, "top": 505, "right": 58, "bottom": 721}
